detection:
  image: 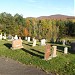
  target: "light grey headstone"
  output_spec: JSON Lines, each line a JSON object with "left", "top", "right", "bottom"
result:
{"left": 27, "top": 37, "right": 30, "bottom": 42}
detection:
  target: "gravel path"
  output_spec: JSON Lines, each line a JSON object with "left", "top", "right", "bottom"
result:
{"left": 0, "top": 57, "right": 52, "bottom": 75}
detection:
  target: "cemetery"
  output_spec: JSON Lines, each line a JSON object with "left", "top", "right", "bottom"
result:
{"left": 0, "top": 12, "right": 75, "bottom": 75}
{"left": 0, "top": 34, "right": 75, "bottom": 75}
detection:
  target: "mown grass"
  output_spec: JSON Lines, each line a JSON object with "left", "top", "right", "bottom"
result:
{"left": 0, "top": 40, "right": 75, "bottom": 75}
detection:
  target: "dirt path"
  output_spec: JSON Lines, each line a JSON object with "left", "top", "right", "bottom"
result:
{"left": 0, "top": 57, "right": 52, "bottom": 75}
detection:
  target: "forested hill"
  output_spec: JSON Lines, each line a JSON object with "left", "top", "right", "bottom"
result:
{"left": 37, "top": 14, "right": 75, "bottom": 20}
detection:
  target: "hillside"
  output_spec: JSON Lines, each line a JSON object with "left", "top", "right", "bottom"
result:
{"left": 37, "top": 14, "right": 75, "bottom": 20}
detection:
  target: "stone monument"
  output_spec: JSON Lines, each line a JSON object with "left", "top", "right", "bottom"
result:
{"left": 2, "top": 33, "right": 6, "bottom": 40}
{"left": 11, "top": 37, "right": 23, "bottom": 50}
{"left": 44, "top": 44, "right": 51, "bottom": 60}
{"left": 14, "top": 35, "right": 18, "bottom": 40}
{"left": 62, "top": 39, "right": 65, "bottom": 45}
{"left": 25, "top": 37, "right": 27, "bottom": 41}
{"left": 41, "top": 39, "right": 46, "bottom": 46}
{"left": 64, "top": 47, "right": 68, "bottom": 54}
{"left": 27, "top": 37, "right": 30, "bottom": 42}
{"left": 32, "top": 38, "right": 36, "bottom": 47}
{"left": 52, "top": 46, "right": 57, "bottom": 57}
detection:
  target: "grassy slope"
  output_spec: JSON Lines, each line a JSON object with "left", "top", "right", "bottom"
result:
{"left": 0, "top": 40, "right": 75, "bottom": 75}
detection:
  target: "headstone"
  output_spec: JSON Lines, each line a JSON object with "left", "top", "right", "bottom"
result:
{"left": 14, "top": 35, "right": 18, "bottom": 40}
{"left": 62, "top": 39, "right": 65, "bottom": 45}
{"left": 27, "top": 37, "right": 30, "bottom": 42}
{"left": 52, "top": 46, "right": 57, "bottom": 57}
{"left": 71, "top": 42, "right": 75, "bottom": 52}
{"left": 41, "top": 39, "right": 46, "bottom": 46}
{"left": 25, "top": 37, "right": 27, "bottom": 40}
{"left": 64, "top": 47, "right": 68, "bottom": 54}
{"left": 33, "top": 37, "right": 35, "bottom": 41}
{"left": 2, "top": 33, "right": 6, "bottom": 39}
{"left": 44, "top": 44, "right": 51, "bottom": 60}
{"left": 32, "top": 38, "right": 36, "bottom": 47}
{"left": 0, "top": 33, "right": 2, "bottom": 40}
{"left": 11, "top": 37, "right": 23, "bottom": 50}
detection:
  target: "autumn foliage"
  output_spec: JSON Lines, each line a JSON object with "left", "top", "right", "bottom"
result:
{"left": 23, "top": 28, "right": 29, "bottom": 37}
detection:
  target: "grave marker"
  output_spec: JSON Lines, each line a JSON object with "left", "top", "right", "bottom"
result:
{"left": 32, "top": 38, "right": 36, "bottom": 47}
{"left": 64, "top": 47, "right": 68, "bottom": 54}
{"left": 11, "top": 37, "right": 23, "bottom": 50}
{"left": 44, "top": 44, "right": 51, "bottom": 60}
{"left": 27, "top": 37, "right": 30, "bottom": 42}
{"left": 41, "top": 39, "right": 46, "bottom": 46}
{"left": 52, "top": 46, "right": 57, "bottom": 57}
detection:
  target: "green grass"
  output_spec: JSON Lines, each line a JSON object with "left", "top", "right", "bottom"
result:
{"left": 0, "top": 40, "right": 75, "bottom": 75}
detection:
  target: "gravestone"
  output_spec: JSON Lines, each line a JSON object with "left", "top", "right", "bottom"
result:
{"left": 33, "top": 37, "right": 35, "bottom": 41}
{"left": 11, "top": 37, "right": 23, "bottom": 50}
{"left": 52, "top": 46, "right": 57, "bottom": 57}
{"left": 62, "top": 39, "right": 65, "bottom": 45}
{"left": 32, "top": 38, "right": 36, "bottom": 47}
{"left": 14, "top": 35, "right": 18, "bottom": 40}
{"left": 41, "top": 39, "right": 46, "bottom": 46}
{"left": 2, "top": 33, "right": 6, "bottom": 40}
{"left": 8, "top": 34, "right": 12, "bottom": 41}
{"left": 25, "top": 37, "right": 27, "bottom": 40}
{"left": 71, "top": 42, "right": 75, "bottom": 52}
{"left": 0, "top": 33, "right": 2, "bottom": 40}
{"left": 27, "top": 37, "right": 30, "bottom": 42}
{"left": 64, "top": 47, "right": 68, "bottom": 54}
{"left": 44, "top": 44, "right": 51, "bottom": 60}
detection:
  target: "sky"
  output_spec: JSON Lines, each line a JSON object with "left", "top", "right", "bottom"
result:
{"left": 0, "top": 0, "right": 74, "bottom": 18}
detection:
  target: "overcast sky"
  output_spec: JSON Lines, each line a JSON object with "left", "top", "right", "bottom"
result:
{"left": 0, "top": 0, "right": 74, "bottom": 17}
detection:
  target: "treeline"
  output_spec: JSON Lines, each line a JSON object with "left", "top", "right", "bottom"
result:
{"left": 0, "top": 12, "right": 75, "bottom": 39}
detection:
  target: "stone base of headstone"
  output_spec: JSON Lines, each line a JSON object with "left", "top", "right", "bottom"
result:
{"left": 64, "top": 47, "right": 68, "bottom": 54}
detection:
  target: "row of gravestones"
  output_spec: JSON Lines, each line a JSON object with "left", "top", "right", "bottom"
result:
{"left": 25, "top": 37, "right": 75, "bottom": 53}
{"left": 25, "top": 37, "right": 69, "bottom": 47}
{"left": 25, "top": 37, "right": 46, "bottom": 46}
{"left": 0, "top": 33, "right": 19, "bottom": 41}
{"left": 50, "top": 38, "right": 71, "bottom": 45}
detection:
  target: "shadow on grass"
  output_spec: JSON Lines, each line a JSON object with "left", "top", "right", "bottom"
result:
{"left": 57, "top": 46, "right": 64, "bottom": 52}
{"left": 30, "top": 49, "right": 44, "bottom": 55}
{"left": 4, "top": 43, "right": 12, "bottom": 49}
{"left": 22, "top": 48, "right": 44, "bottom": 59}
{"left": 25, "top": 43, "right": 32, "bottom": 46}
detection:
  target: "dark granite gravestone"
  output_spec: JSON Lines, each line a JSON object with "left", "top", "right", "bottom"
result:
{"left": 71, "top": 42, "right": 75, "bottom": 52}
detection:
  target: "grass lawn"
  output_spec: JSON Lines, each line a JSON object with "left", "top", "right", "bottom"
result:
{"left": 0, "top": 40, "right": 75, "bottom": 75}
